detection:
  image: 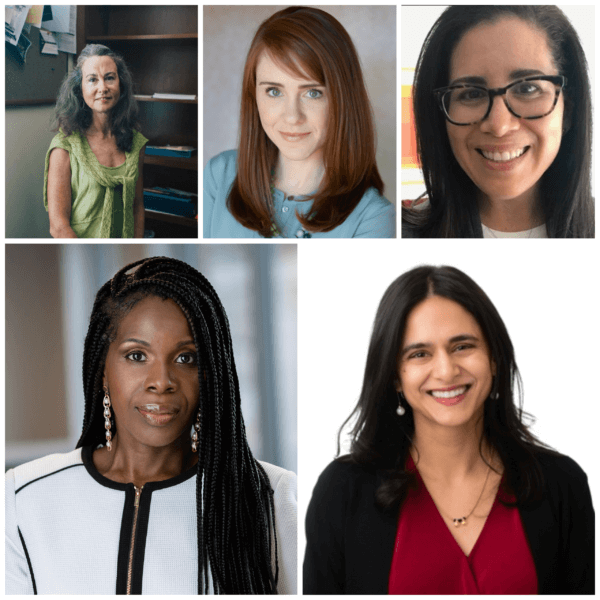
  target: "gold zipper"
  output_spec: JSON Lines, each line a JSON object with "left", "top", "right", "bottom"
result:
{"left": 126, "top": 485, "right": 143, "bottom": 595}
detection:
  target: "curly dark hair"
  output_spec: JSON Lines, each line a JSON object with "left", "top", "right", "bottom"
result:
{"left": 53, "top": 44, "right": 140, "bottom": 152}
{"left": 338, "top": 265, "right": 560, "bottom": 511}
{"left": 76, "top": 256, "right": 279, "bottom": 593}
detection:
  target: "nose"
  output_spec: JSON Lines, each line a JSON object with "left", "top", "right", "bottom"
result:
{"left": 479, "top": 95, "right": 520, "bottom": 137}
{"left": 145, "top": 360, "right": 176, "bottom": 394}
{"left": 431, "top": 350, "right": 460, "bottom": 381}
{"left": 283, "top": 95, "right": 305, "bottom": 124}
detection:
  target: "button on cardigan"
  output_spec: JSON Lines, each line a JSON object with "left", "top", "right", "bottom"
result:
{"left": 203, "top": 150, "right": 396, "bottom": 238}
{"left": 303, "top": 451, "right": 594, "bottom": 594}
{"left": 6, "top": 446, "right": 297, "bottom": 594}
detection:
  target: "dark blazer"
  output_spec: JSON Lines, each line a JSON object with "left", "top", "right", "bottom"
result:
{"left": 304, "top": 452, "right": 594, "bottom": 594}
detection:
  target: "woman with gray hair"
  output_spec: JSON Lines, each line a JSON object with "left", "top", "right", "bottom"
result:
{"left": 44, "top": 44, "right": 147, "bottom": 238}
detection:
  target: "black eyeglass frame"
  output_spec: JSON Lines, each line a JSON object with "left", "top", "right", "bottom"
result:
{"left": 434, "top": 75, "right": 567, "bottom": 126}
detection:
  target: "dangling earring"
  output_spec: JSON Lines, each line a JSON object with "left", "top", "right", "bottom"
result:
{"left": 396, "top": 391, "right": 406, "bottom": 416}
{"left": 103, "top": 389, "right": 113, "bottom": 451}
{"left": 191, "top": 410, "right": 200, "bottom": 452}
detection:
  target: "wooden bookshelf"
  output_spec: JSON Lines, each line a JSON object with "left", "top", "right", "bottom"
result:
{"left": 78, "top": 5, "right": 198, "bottom": 238}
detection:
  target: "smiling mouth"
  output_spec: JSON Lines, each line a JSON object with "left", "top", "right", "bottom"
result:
{"left": 428, "top": 384, "right": 471, "bottom": 399}
{"left": 279, "top": 132, "right": 310, "bottom": 141}
{"left": 476, "top": 147, "right": 529, "bottom": 162}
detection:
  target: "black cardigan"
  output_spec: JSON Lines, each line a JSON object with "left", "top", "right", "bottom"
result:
{"left": 304, "top": 452, "right": 594, "bottom": 594}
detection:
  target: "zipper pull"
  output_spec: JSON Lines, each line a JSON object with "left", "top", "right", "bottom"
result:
{"left": 134, "top": 485, "right": 143, "bottom": 508}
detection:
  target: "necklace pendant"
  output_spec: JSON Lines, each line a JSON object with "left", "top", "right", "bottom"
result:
{"left": 453, "top": 517, "right": 467, "bottom": 527}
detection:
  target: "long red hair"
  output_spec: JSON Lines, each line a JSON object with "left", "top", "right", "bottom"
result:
{"left": 227, "top": 7, "right": 384, "bottom": 237}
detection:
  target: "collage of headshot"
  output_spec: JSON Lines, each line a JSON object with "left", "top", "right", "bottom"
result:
{"left": 4, "top": 4, "right": 595, "bottom": 596}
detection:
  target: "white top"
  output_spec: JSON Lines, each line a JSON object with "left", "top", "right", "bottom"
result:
{"left": 5, "top": 446, "right": 297, "bottom": 594}
{"left": 482, "top": 223, "right": 548, "bottom": 238}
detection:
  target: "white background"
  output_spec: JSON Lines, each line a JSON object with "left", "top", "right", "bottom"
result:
{"left": 298, "top": 239, "right": 599, "bottom": 584}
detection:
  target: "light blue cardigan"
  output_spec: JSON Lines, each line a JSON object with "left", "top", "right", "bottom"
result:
{"left": 203, "top": 150, "right": 396, "bottom": 238}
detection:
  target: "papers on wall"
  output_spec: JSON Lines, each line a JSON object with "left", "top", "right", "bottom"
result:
{"left": 39, "top": 28, "right": 58, "bottom": 54}
{"left": 25, "top": 5, "right": 43, "bottom": 27}
{"left": 55, "top": 32, "right": 76, "bottom": 54}
{"left": 5, "top": 5, "right": 32, "bottom": 45}
{"left": 41, "top": 5, "right": 75, "bottom": 34}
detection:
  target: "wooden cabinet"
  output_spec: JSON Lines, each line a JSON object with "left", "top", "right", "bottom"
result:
{"left": 77, "top": 6, "right": 198, "bottom": 238}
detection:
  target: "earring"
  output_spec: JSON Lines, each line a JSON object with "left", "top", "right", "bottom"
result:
{"left": 191, "top": 411, "right": 200, "bottom": 452}
{"left": 103, "top": 389, "right": 113, "bottom": 451}
{"left": 396, "top": 391, "right": 406, "bottom": 416}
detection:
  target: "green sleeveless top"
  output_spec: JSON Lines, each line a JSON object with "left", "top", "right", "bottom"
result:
{"left": 43, "top": 130, "right": 148, "bottom": 238}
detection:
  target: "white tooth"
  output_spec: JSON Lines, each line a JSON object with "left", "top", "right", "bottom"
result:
{"left": 431, "top": 386, "right": 467, "bottom": 399}
{"left": 501, "top": 151, "right": 510, "bottom": 161}
{"left": 493, "top": 152, "right": 502, "bottom": 161}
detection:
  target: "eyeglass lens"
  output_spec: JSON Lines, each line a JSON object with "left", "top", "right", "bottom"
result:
{"left": 442, "top": 79, "right": 559, "bottom": 124}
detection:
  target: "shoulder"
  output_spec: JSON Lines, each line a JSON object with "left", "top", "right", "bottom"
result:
{"left": 48, "top": 130, "right": 76, "bottom": 153}
{"left": 204, "top": 149, "right": 237, "bottom": 177}
{"left": 534, "top": 449, "right": 590, "bottom": 488}
{"left": 6, "top": 448, "right": 84, "bottom": 494}
{"left": 312, "top": 457, "right": 377, "bottom": 500}
{"left": 258, "top": 460, "right": 297, "bottom": 500}
{"left": 132, "top": 129, "right": 149, "bottom": 150}
{"left": 358, "top": 187, "right": 394, "bottom": 213}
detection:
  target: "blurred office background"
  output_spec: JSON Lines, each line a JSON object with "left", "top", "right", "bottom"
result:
{"left": 6, "top": 244, "right": 297, "bottom": 474}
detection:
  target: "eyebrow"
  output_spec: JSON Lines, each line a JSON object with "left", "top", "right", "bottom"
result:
{"left": 449, "top": 69, "right": 548, "bottom": 86}
{"left": 86, "top": 72, "right": 117, "bottom": 78}
{"left": 120, "top": 338, "right": 195, "bottom": 349}
{"left": 401, "top": 334, "right": 480, "bottom": 357}
{"left": 258, "top": 81, "right": 324, "bottom": 89}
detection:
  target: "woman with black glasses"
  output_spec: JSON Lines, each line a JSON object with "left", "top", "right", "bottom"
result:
{"left": 402, "top": 6, "right": 594, "bottom": 237}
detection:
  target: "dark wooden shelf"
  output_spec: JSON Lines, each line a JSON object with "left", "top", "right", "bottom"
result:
{"left": 87, "top": 33, "right": 197, "bottom": 42}
{"left": 144, "top": 155, "right": 197, "bottom": 171}
{"left": 145, "top": 209, "right": 197, "bottom": 228}
{"left": 135, "top": 95, "right": 197, "bottom": 104}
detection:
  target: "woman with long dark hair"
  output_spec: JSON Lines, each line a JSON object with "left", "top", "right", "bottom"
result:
{"left": 204, "top": 6, "right": 395, "bottom": 238}
{"left": 304, "top": 265, "right": 594, "bottom": 593}
{"left": 402, "top": 6, "right": 594, "bottom": 237}
{"left": 44, "top": 44, "right": 147, "bottom": 238}
{"left": 6, "top": 257, "right": 296, "bottom": 594}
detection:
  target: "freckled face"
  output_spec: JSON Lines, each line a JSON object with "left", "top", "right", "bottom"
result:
{"left": 81, "top": 55, "right": 121, "bottom": 114}
{"left": 103, "top": 296, "right": 199, "bottom": 450}
{"left": 446, "top": 18, "right": 564, "bottom": 202}
{"left": 255, "top": 51, "right": 329, "bottom": 164}
{"left": 397, "top": 296, "right": 495, "bottom": 430}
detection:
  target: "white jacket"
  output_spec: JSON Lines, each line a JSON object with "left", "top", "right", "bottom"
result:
{"left": 5, "top": 446, "right": 297, "bottom": 594}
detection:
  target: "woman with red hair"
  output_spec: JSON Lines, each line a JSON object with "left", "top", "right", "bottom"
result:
{"left": 204, "top": 6, "right": 395, "bottom": 238}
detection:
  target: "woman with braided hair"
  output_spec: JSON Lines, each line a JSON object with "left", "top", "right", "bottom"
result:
{"left": 5, "top": 256, "right": 297, "bottom": 594}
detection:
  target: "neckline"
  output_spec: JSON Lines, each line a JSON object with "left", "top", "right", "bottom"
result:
{"left": 482, "top": 222, "right": 547, "bottom": 238}
{"left": 407, "top": 454, "right": 502, "bottom": 558}
{"left": 81, "top": 444, "right": 197, "bottom": 492}
{"left": 83, "top": 132, "right": 128, "bottom": 169}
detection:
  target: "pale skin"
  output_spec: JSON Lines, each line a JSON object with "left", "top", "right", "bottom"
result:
{"left": 255, "top": 52, "right": 328, "bottom": 196}
{"left": 397, "top": 296, "right": 503, "bottom": 556}
{"left": 47, "top": 55, "right": 146, "bottom": 238}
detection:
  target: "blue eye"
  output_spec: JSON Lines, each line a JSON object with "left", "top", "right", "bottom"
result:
{"left": 266, "top": 87, "right": 282, "bottom": 98}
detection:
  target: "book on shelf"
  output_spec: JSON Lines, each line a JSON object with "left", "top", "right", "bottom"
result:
{"left": 152, "top": 93, "right": 197, "bottom": 101}
{"left": 145, "top": 145, "right": 196, "bottom": 158}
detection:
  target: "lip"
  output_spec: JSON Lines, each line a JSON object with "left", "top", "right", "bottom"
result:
{"left": 279, "top": 131, "right": 310, "bottom": 142}
{"left": 137, "top": 406, "right": 178, "bottom": 426}
{"left": 428, "top": 384, "right": 471, "bottom": 407}
{"left": 476, "top": 146, "right": 530, "bottom": 172}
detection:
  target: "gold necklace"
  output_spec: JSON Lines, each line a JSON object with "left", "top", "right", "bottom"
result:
{"left": 447, "top": 465, "right": 492, "bottom": 527}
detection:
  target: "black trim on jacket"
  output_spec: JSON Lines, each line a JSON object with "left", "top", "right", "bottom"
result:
{"left": 303, "top": 451, "right": 594, "bottom": 594}
{"left": 18, "top": 527, "right": 37, "bottom": 595}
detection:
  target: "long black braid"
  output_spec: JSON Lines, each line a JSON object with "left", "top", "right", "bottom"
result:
{"left": 76, "top": 256, "right": 279, "bottom": 594}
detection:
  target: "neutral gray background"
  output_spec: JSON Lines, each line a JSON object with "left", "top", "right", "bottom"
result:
{"left": 203, "top": 5, "right": 397, "bottom": 204}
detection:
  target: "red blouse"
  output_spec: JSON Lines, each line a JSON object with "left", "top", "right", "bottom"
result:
{"left": 388, "top": 457, "right": 538, "bottom": 594}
